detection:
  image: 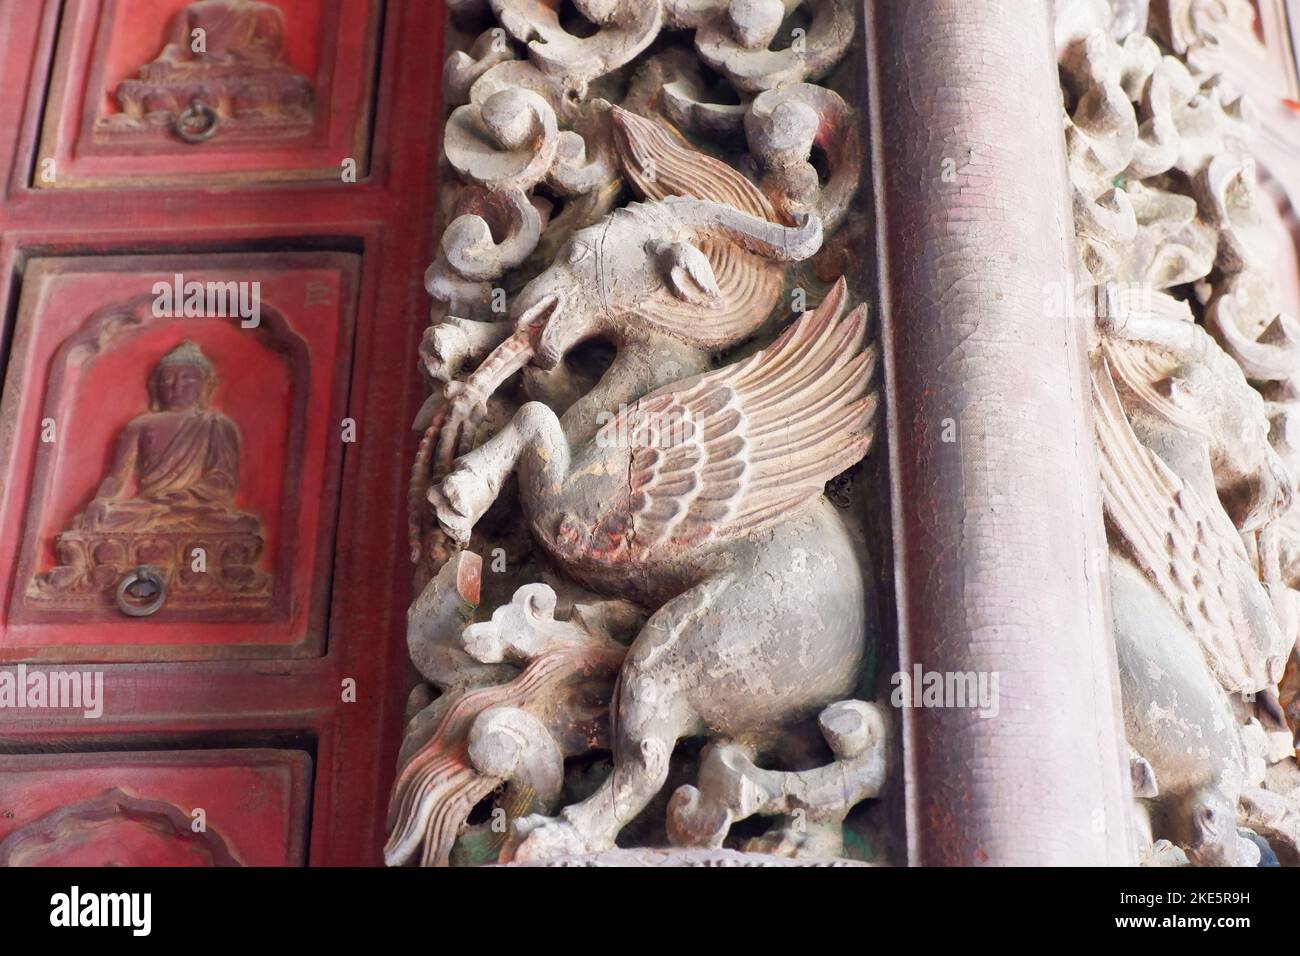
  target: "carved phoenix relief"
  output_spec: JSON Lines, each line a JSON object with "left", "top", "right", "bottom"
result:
{"left": 391, "top": 0, "right": 881, "bottom": 866}
{"left": 1060, "top": 0, "right": 1300, "bottom": 866}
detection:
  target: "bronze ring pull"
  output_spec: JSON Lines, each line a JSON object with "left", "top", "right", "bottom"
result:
{"left": 116, "top": 566, "right": 167, "bottom": 617}
{"left": 175, "top": 98, "right": 219, "bottom": 144}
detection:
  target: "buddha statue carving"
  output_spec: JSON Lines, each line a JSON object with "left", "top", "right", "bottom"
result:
{"left": 146, "top": 0, "right": 290, "bottom": 77}
{"left": 79, "top": 341, "right": 257, "bottom": 534}
{"left": 29, "top": 342, "right": 271, "bottom": 615}
{"left": 100, "top": 0, "right": 314, "bottom": 143}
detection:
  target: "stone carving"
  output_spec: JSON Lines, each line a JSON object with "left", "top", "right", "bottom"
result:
{"left": 445, "top": 89, "right": 560, "bottom": 194}
{"left": 415, "top": 100, "right": 824, "bottom": 540}
{"left": 394, "top": 0, "right": 874, "bottom": 865}
{"left": 665, "top": 699, "right": 887, "bottom": 858}
{"left": 28, "top": 342, "right": 271, "bottom": 616}
{"left": 388, "top": 553, "right": 632, "bottom": 867}
{"left": 488, "top": 0, "right": 663, "bottom": 94}
{"left": 1059, "top": 0, "right": 1300, "bottom": 865}
{"left": 745, "top": 82, "right": 859, "bottom": 232}
{"left": 1092, "top": 302, "right": 1284, "bottom": 866}
{"left": 97, "top": 0, "right": 313, "bottom": 144}
{"left": 440, "top": 288, "right": 876, "bottom": 864}
{"left": 502, "top": 847, "right": 870, "bottom": 866}
{"left": 1150, "top": 0, "right": 1261, "bottom": 72}
{"left": 647, "top": 49, "right": 750, "bottom": 136}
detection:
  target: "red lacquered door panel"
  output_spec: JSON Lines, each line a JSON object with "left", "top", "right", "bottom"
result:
{"left": 0, "top": 0, "right": 444, "bottom": 865}
{"left": 0, "top": 253, "right": 357, "bottom": 662}
{"left": 0, "top": 749, "right": 312, "bottom": 866}
{"left": 36, "top": 0, "right": 382, "bottom": 189}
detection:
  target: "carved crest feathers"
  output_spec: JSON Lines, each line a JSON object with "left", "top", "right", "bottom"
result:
{"left": 607, "top": 107, "right": 796, "bottom": 344}
{"left": 611, "top": 106, "right": 777, "bottom": 222}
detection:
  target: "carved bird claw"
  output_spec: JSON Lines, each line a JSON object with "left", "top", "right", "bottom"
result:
{"left": 433, "top": 380, "right": 491, "bottom": 471}
{"left": 428, "top": 463, "right": 494, "bottom": 547}
{"left": 666, "top": 700, "right": 887, "bottom": 858}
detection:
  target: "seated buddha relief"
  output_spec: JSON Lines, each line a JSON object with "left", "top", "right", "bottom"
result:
{"left": 28, "top": 342, "right": 271, "bottom": 616}
{"left": 144, "top": 0, "right": 291, "bottom": 78}
{"left": 79, "top": 341, "right": 257, "bottom": 534}
{"left": 98, "top": 0, "right": 314, "bottom": 143}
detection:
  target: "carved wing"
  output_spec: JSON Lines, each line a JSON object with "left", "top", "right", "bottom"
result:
{"left": 599, "top": 278, "right": 877, "bottom": 555}
{"left": 1093, "top": 351, "right": 1285, "bottom": 694}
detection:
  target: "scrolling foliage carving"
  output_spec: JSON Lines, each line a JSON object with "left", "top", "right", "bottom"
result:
{"left": 1059, "top": 0, "right": 1300, "bottom": 866}
{"left": 392, "top": 0, "right": 883, "bottom": 866}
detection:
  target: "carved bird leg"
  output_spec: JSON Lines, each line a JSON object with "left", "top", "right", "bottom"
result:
{"left": 501, "top": 582, "right": 731, "bottom": 863}
{"left": 433, "top": 327, "right": 540, "bottom": 472}
{"left": 666, "top": 700, "right": 888, "bottom": 858}
{"left": 431, "top": 402, "right": 570, "bottom": 546}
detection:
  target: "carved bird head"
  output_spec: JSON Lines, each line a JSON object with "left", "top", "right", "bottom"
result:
{"left": 509, "top": 196, "right": 821, "bottom": 369}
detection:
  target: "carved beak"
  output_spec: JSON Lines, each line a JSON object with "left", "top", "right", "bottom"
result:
{"left": 456, "top": 294, "right": 563, "bottom": 401}
{"left": 515, "top": 292, "right": 562, "bottom": 336}
{"left": 506, "top": 292, "right": 565, "bottom": 369}
{"left": 517, "top": 293, "right": 577, "bottom": 371}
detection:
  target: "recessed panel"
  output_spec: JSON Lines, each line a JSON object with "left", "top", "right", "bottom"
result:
{"left": 35, "top": 0, "right": 381, "bottom": 188}
{"left": 0, "top": 253, "right": 357, "bottom": 661}
{"left": 0, "top": 749, "right": 311, "bottom": 866}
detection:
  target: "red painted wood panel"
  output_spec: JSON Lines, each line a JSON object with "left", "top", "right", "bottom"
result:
{"left": 36, "top": 0, "right": 382, "bottom": 188}
{"left": 0, "top": 749, "right": 311, "bottom": 866}
{"left": 0, "top": 253, "right": 356, "bottom": 661}
{"left": 0, "top": 0, "right": 446, "bottom": 865}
